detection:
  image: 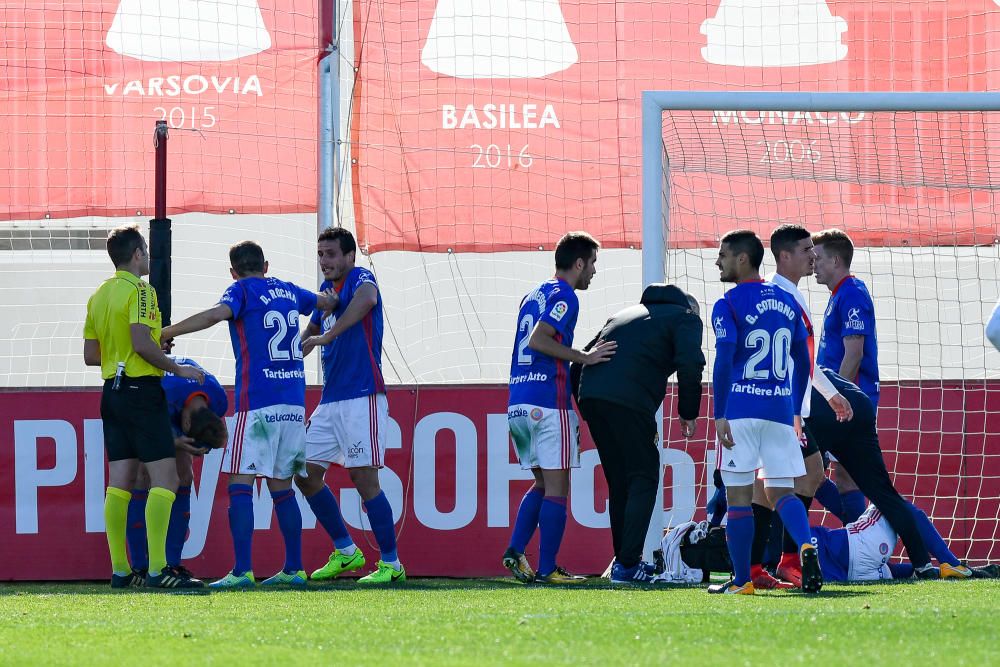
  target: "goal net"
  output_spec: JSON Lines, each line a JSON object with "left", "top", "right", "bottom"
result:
{"left": 644, "top": 91, "right": 1000, "bottom": 565}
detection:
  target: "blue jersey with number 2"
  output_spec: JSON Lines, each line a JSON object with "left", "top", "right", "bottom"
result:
{"left": 711, "top": 281, "right": 807, "bottom": 425}
{"left": 508, "top": 278, "right": 578, "bottom": 410}
{"left": 220, "top": 276, "right": 317, "bottom": 412}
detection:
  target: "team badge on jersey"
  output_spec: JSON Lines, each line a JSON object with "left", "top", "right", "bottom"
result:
{"left": 550, "top": 301, "right": 568, "bottom": 321}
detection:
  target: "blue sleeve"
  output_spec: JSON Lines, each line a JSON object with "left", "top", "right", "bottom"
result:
{"left": 309, "top": 280, "right": 332, "bottom": 326}
{"left": 539, "top": 288, "right": 578, "bottom": 339}
{"left": 839, "top": 288, "right": 876, "bottom": 338}
{"left": 790, "top": 336, "right": 810, "bottom": 416}
{"left": 712, "top": 342, "right": 736, "bottom": 419}
{"left": 711, "top": 299, "right": 737, "bottom": 344}
{"left": 296, "top": 284, "right": 318, "bottom": 318}
{"left": 219, "top": 282, "right": 245, "bottom": 319}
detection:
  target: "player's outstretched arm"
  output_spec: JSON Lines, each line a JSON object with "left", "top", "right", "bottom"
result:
{"left": 130, "top": 323, "right": 205, "bottom": 382}
{"left": 528, "top": 321, "right": 616, "bottom": 365}
{"left": 162, "top": 304, "right": 233, "bottom": 341}
{"left": 302, "top": 282, "right": 376, "bottom": 356}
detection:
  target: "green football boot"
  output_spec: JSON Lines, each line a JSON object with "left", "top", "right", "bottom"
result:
{"left": 261, "top": 570, "right": 308, "bottom": 587}
{"left": 311, "top": 548, "right": 366, "bottom": 581}
{"left": 357, "top": 560, "right": 406, "bottom": 585}
{"left": 208, "top": 571, "right": 256, "bottom": 589}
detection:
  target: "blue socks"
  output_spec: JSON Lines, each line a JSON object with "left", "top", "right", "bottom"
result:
{"left": 538, "top": 496, "right": 568, "bottom": 577}
{"left": 774, "top": 494, "right": 812, "bottom": 549}
{"left": 840, "top": 490, "right": 867, "bottom": 524}
{"left": 814, "top": 478, "right": 847, "bottom": 523}
{"left": 165, "top": 485, "right": 191, "bottom": 567}
{"left": 307, "top": 486, "right": 355, "bottom": 550}
{"left": 509, "top": 487, "right": 544, "bottom": 553}
{"left": 126, "top": 489, "right": 148, "bottom": 571}
{"left": 726, "top": 505, "right": 754, "bottom": 586}
{"left": 228, "top": 484, "right": 254, "bottom": 576}
{"left": 908, "top": 502, "right": 960, "bottom": 566}
{"left": 271, "top": 489, "right": 303, "bottom": 573}
{"left": 363, "top": 491, "right": 398, "bottom": 564}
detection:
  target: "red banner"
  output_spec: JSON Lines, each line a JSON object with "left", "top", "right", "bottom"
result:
{"left": 0, "top": 0, "right": 318, "bottom": 219}
{"left": 3, "top": 2, "right": 1000, "bottom": 248}
{"left": 352, "top": 0, "right": 1000, "bottom": 251}
{"left": 1, "top": 383, "right": 997, "bottom": 580}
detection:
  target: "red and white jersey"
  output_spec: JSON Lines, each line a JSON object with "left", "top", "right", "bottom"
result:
{"left": 846, "top": 505, "right": 896, "bottom": 581}
{"left": 767, "top": 272, "right": 815, "bottom": 418}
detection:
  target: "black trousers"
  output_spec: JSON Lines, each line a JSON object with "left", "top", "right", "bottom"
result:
{"left": 579, "top": 398, "right": 659, "bottom": 569}
{"left": 810, "top": 415, "right": 932, "bottom": 568}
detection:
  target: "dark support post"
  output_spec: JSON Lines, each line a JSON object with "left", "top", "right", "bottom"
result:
{"left": 149, "top": 120, "right": 172, "bottom": 326}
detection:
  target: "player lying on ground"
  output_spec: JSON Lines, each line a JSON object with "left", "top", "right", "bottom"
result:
{"left": 812, "top": 503, "right": 984, "bottom": 582}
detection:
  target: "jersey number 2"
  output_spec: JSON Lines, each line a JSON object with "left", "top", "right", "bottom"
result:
{"left": 743, "top": 327, "right": 791, "bottom": 380}
{"left": 264, "top": 310, "right": 303, "bottom": 361}
{"left": 517, "top": 314, "right": 535, "bottom": 365}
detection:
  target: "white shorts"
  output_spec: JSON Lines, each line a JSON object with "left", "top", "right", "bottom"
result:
{"left": 507, "top": 404, "right": 580, "bottom": 470}
{"left": 716, "top": 418, "right": 805, "bottom": 480}
{"left": 305, "top": 394, "right": 388, "bottom": 469}
{"left": 846, "top": 505, "right": 896, "bottom": 581}
{"left": 223, "top": 404, "right": 306, "bottom": 479}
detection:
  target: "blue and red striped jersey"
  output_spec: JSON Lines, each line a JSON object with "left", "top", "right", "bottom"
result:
{"left": 219, "top": 276, "right": 317, "bottom": 411}
{"left": 508, "top": 278, "right": 578, "bottom": 410}
{"left": 311, "top": 267, "right": 385, "bottom": 403}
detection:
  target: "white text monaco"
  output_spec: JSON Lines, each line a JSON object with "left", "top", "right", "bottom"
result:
{"left": 509, "top": 372, "right": 549, "bottom": 385}
{"left": 103, "top": 75, "right": 263, "bottom": 97}
{"left": 263, "top": 369, "right": 305, "bottom": 380}
{"left": 730, "top": 382, "right": 792, "bottom": 397}
{"left": 712, "top": 110, "right": 866, "bottom": 125}
{"left": 442, "top": 104, "right": 560, "bottom": 130}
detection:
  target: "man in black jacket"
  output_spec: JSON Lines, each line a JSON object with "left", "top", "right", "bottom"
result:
{"left": 573, "top": 284, "right": 705, "bottom": 583}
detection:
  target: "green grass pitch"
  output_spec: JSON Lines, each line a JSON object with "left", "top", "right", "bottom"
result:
{"left": 1, "top": 579, "right": 997, "bottom": 665}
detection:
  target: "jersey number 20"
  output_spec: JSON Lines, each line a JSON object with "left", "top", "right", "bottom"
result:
{"left": 743, "top": 327, "right": 791, "bottom": 381}
{"left": 264, "top": 310, "right": 304, "bottom": 361}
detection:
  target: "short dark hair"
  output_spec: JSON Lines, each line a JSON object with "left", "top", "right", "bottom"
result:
{"left": 769, "top": 224, "right": 811, "bottom": 260}
{"left": 187, "top": 406, "right": 227, "bottom": 449}
{"left": 229, "top": 241, "right": 265, "bottom": 277}
{"left": 106, "top": 225, "right": 145, "bottom": 267}
{"left": 812, "top": 228, "right": 854, "bottom": 268}
{"left": 318, "top": 226, "right": 357, "bottom": 255}
{"left": 721, "top": 229, "right": 764, "bottom": 270}
{"left": 554, "top": 231, "right": 599, "bottom": 271}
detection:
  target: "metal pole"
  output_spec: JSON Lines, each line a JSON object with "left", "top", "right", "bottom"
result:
{"left": 149, "top": 120, "right": 172, "bottom": 326}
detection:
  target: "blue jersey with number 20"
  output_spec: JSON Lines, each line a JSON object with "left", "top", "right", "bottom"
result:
{"left": 220, "top": 276, "right": 317, "bottom": 412}
{"left": 508, "top": 278, "right": 578, "bottom": 410}
{"left": 711, "top": 281, "right": 807, "bottom": 425}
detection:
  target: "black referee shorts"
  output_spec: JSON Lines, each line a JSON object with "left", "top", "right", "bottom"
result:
{"left": 100, "top": 375, "right": 176, "bottom": 463}
{"left": 800, "top": 420, "right": 820, "bottom": 459}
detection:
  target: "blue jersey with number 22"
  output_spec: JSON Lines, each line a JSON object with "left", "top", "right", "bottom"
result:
{"left": 220, "top": 276, "right": 317, "bottom": 412}
{"left": 508, "top": 278, "right": 578, "bottom": 410}
{"left": 711, "top": 281, "right": 807, "bottom": 426}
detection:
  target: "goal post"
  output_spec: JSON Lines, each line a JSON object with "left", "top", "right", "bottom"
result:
{"left": 642, "top": 91, "right": 1000, "bottom": 565}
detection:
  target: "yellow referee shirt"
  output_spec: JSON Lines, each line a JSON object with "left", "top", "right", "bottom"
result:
{"left": 83, "top": 270, "right": 164, "bottom": 380}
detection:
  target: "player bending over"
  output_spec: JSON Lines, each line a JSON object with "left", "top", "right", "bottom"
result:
{"left": 127, "top": 354, "right": 228, "bottom": 580}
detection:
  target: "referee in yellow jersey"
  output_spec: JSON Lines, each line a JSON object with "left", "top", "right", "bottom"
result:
{"left": 83, "top": 225, "right": 206, "bottom": 589}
